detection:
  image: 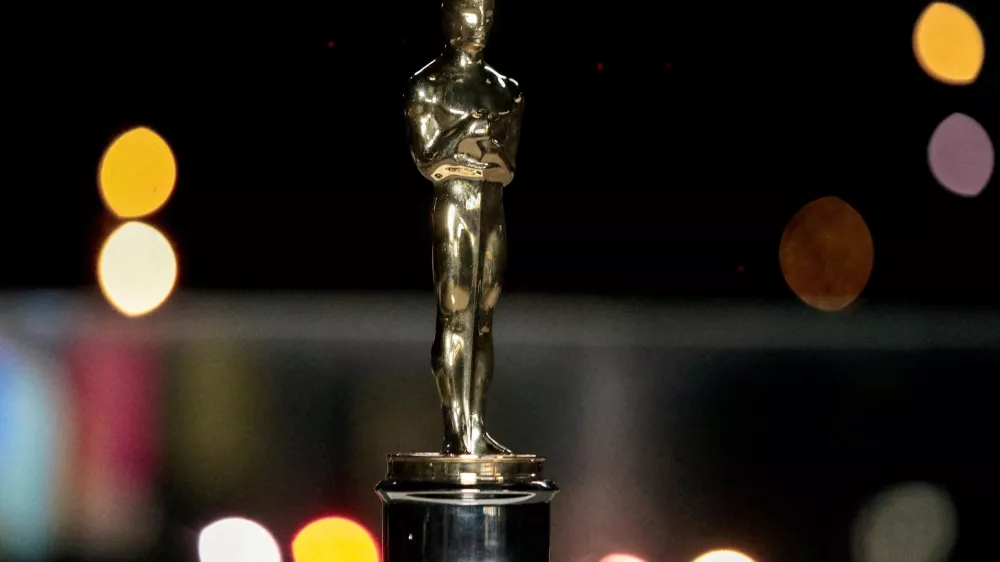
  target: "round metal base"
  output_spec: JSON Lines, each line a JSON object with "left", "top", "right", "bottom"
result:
{"left": 376, "top": 454, "right": 558, "bottom": 562}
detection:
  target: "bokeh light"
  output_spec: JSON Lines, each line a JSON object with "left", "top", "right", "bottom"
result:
{"left": 171, "top": 343, "right": 270, "bottom": 501}
{"left": 98, "top": 221, "right": 178, "bottom": 317}
{"left": 0, "top": 348, "right": 62, "bottom": 560}
{"left": 292, "top": 517, "right": 379, "bottom": 562}
{"left": 693, "top": 550, "right": 755, "bottom": 562}
{"left": 928, "top": 112, "right": 994, "bottom": 198}
{"left": 99, "top": 126, "right": 177, "bottom": 218}
{"left": 69, "top": 340, "right": 161, "bottom": 553}
{"left": 779, "top": 196, "right": 874, "bottom": 312}
{"left": 600, "top": 554, "right": 646, "bottom": 562}
{"left": 913, "top": 2, "right": 985, "bottom": 85}
{"left": 852, "top": 482, "right": 957, "bottom": 562}
{"left": 198, "top": 517, "right": 282, "bottom": 562}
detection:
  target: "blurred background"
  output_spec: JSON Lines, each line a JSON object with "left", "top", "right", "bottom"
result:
{"left": 1, "top": 1, "right": 997, "bottom": 561}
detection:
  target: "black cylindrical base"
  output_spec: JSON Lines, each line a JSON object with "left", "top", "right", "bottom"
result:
{"left": 376, "top": 454, "right": 557, "bottom": 562}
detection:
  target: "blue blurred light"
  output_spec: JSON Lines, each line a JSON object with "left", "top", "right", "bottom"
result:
{"left": 0, "top": 349, "right": 11, "bottom": 467}
{"left": 0, "top": 341, "right": 59, "bottom": 559}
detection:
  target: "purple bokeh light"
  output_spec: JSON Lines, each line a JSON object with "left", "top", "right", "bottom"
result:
{"left": 928, "top": 113, "right": 994, "bottom": 198}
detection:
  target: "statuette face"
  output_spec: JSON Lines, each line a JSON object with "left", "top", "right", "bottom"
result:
{"left": 444, "top": 0, "right": 495, "bottom": 53}
{"left": 404, "top": 0, "right": 523, "bottom": 456}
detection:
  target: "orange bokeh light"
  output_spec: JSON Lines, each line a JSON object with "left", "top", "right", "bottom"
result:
{"left": 292, "top": 517, "right": 379, "bottom": 562}
{"left": 779, "top": 196, "right": 874, "bottom": 312}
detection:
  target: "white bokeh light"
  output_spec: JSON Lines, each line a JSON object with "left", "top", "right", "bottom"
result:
{"left": 198, "top": 517, "right": 281, "bottom": 562}
{"left": 853, "top": 482, "right": 957, "bottom": 562}
{"left": 98, "top": 221, "right": 178, "bottom": 317}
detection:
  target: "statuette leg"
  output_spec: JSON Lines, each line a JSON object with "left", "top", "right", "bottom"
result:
{"left": 431, "top": 179, "right": 509, "bottom": 455}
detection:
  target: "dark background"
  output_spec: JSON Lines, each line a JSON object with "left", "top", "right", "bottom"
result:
{"left": 4, "top": 1, "right": 997, "bottom": 303}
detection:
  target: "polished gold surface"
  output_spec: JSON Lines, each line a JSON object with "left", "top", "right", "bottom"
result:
{"left": 384, "top": 454, "right": 545, "bottom": 484}
{"left": 405, "top": 0, "right": 523, "bottom": 455}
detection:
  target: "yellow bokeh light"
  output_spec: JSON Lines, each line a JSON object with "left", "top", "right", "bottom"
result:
{"left": 98, "top": 221, "right": 178, "bottom": 317}
{"left": 99, "top": 126, "right": 177, "bottom": 218}
{"left": 292, "top": 517, "right": 379, "bottom": 562}
{"left": 693, "top": 550, "right": 755, "bottom": 562}
{"left": 913, "top": 2, "right": 985, "bottom": 85}
{"left": 600, "top": 555, "right": 646, "bottom": 562}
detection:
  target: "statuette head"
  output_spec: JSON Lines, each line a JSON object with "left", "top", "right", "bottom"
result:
{"left": 444, "top": 0, "right": 495, "bottom": 54}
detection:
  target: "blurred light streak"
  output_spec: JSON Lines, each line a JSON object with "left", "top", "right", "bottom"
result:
{"left": 913, "top": 2, "right": 984, "bottom": 85}
{"left": 99, "top": 126, "right": 177, "bottom": 218}
{"left": 693, "top": 550, "right": 755, "bottom": 562}
{"left": 98, "top": 221, "right": 178, "bottom": 317}
{"left": 4, "top": 294, "right": 998, "bottom": 350}
{"left": 199, "top": 517, "right": 282, "bottom": 562}
{"left": 928, "top": 113, "right": 994, "bottom": 198}
{"left": 852, "top": 481, "right": 957, "bottom": 562}
{"left": 169, "top": 343, "right": 270, "bottom": 502}
{"left": 0, "top": 342, "right": 64, "bottom": 560}
{"left": 292, "top": 517, "right": 379, "bottom": 562}
{"left": 69, "top": 339, "right": 161, "bottom": 556}
{"left": 352, "top": 367, "right": 438, "bottom": 529}
{"left": 779, "top": 196, "right": 874, "bottom": 312}
{"left": 572, "top": 352, "right": 657, "bottom": 560}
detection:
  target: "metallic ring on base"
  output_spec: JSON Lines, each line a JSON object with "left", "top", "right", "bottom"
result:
{"left": 384, "top": 453, "right": 546, "bottom": 484}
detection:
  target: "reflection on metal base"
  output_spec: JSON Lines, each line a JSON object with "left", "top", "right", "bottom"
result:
{"left": 377, "top": 454, "right": 558, "bottom": 561}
